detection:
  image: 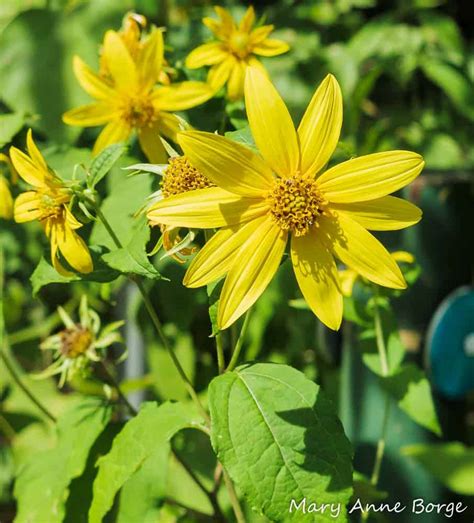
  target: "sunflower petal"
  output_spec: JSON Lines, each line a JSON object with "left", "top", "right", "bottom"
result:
{"left": 214, "top": 6, "right": 236, "bottom": 36}
{"left": 137, "top": 28, "right": 164, "bottom": 89}
{"left": 218, "top": 217, "right": 287, "bottom": 329}
{"left": 319, "top": 212, "right": 406, "bottom": 289}
{"left": 291, "top": 230, "right": 342, "bottom": 330}
{"left": 55, "top": 221, "right": 93, "bottom": 274}
{"left": 0, "top": 178, "right": 13, "bottom": 219}
{"left": 331, "top": 196, "right": 422, "bottom": 231}
{"left": 317, "top": 151, "right": 424, "bottom": 203}
{"left": 72, "top": 56, "right": 116, "bottom": 100}
{"left": 92, "top": 120, "right": 131, "bottom": 156}
{"left": 298, "top": 74, "right": 342, "bottom": 178}
{"left": 147, "top": 187, "right": 268, "bottom": 228}
{"left": 227, "top": 59, "right": 246, "bottom": 100}
{"left": 63, "top": 102, "right": 117, "bottom": 127}
{"left": 138, "top": 123, "right": 169, "bottom": 164}
{"left": 184, "top": 216, "right": 266, "bottom": 288}
{"left": 26, "top": 129, "right": 48, "bottom": 172}
{"left": 103, "top": 30, "right": 138, "bottom": 91}
{"left": 239, "top": 6, "right": 255, "bottom": 32}
{"left": 9, "top": 146, "right": 47, "bottom": 187}
{"left": 249, "top": 25, "right": 274, "bottom": 45}
{"left": 185, "top": 42, "right": 227, "bottom": 68}
{"left": 14, "top": 191, "right": 40, "bottom": 223}
{"left": 178, "top": 130, "right": 274, "bottom": 196}
{"left": 157, "top": 112, "right": 184, "bottom": 141}
{"left": 253, "top": 38, "right": 290, "bottom": 57}
{"left": 245, "top": 66, "right": 299, "bottom": 177}
{"left": 207, "top": 56, "right": 235, "bottom": 90}
{"left": 152, "top": 81, "right": 213, "bottom": 111}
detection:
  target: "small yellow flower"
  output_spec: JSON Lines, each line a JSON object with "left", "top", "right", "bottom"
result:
{"left": 186, "top": 5, "right": 289, "bottom": 100}
{"left": 63, "top": 18, "right": 213, "bottom": 163}
{"left": 10, "top": 130, "right": 93, "bottom": 275}
{"left": 148, "top": 68, "right": 424, "bottom": 331}
{"left": 340, "top": 251, "right": 416, "bottom": 297}
{"left": 0, "top": 153, "right": 17, "bottom": 220}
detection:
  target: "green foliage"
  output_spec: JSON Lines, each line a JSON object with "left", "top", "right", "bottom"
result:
{"left": 0, "top": 112, "right": 24, "bottom": 147}
{"left": 88, "top": 143, "right": 128, "bottom": 190}
{"left": 14, "top": 400, "right": 112, "bottom": 523}
{"left": 402, "top": 443, "right": 474, "bottom": 495}
{"left": 209, "top": 363, "right": 353, "bottom": 521}
{"left": 89, "top": 401, "right": 204, "bottom": 523}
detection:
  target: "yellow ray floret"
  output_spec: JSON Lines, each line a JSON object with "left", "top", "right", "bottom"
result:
{"left": 147, "top": 68, "right": 424, "bottom": 331}
{"left": 63, "top": 17, "right": 213, "bottom": 163}
{"left": 186, "top": 5, "right": 289, "bottom": 100}
{"left": 10, "top": 130, "right": 93, "bottom": 275}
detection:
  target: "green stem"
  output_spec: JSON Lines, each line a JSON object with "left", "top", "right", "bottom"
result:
{"left": 0, "top": 247, "right": 56, "bottom": 423}
{"left": 99, "top": 361, "right": 137, "bottom": 416}
{"left": 215, "top": 333, "right": 225, "bottom": 374}
{"left": 365, "top": 285, "right": 391, "bottom": 517}
{"left": 224, "top": 470, "right": 246, "bottom": 523}
{"left": 91, "top": 200, "right": 210, "bottom": 425}
{"left": 226, "top": 311, "right": 251, "bottom": 372}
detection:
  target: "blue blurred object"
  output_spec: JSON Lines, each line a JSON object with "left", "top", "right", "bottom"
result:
{"left": 426, "top": 286, "right": 474, "bottom": 399}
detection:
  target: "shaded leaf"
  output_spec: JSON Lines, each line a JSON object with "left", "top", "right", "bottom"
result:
{"left": 0, "top": 112, "right": 24, "bottom": 147}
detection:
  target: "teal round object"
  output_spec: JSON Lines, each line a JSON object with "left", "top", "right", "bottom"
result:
{"left": 426, "top": 286, "right": 474, "bottom": 399}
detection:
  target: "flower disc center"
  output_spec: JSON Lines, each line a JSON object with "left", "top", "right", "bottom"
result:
{"left": 268, "top": 176, "right": 326, "bottom": 236}
{"left": 121, "top": 97, "right": 156, "bottom": 127}
{"left": 60, "top": 326, "right": 93, "bottom": 359}
{"left": 161, "top": 156, "right": 214, "bottom": 197}
{"left": 229, "top": 32, "right": 250, "bottom": 58}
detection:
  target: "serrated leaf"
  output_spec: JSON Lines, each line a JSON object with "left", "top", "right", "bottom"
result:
{"left": 381, "top": 364, "right": 441, "bottom": 435}
{"left": 102, "top": 216, "right": 161, "bottom": 279}
{"left": 89, "top": 401, "right": 204, "bottom": 523}
{"left": 209, "top": 363, "right": 353, "bottom": 522}
{"left": 0, "top": 112, "right": 24, "bottom": 147}
{"left": 30, "top": 246, "right": 119, "bottom": 295}
{"left": 14, "top": 400, "right": 111, "bottom": 523}
{"left": 402, "top": 443, "right": 474, "bottom": 495}
{"left": 89, "top": 143, "right": 128, "bottom": 189}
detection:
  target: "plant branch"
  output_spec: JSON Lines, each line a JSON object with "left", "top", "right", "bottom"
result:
{"left": 99, "top": 361, "right": 137, "bottom": 416}
{"left": 226, "top": 311, "right": 251, "bottom": 372}
{"left": 224, "top": 470, "right": 246, "bottom": 523}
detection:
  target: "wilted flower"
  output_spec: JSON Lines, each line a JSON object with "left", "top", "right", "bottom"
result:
{"left": 186, "top": 5, "right": 289, "bottom": 100}
{"left": 38, "top": 297, "right": 123, "bottom": 387}
{"left": 10, "top": 130, "right": 93, "bottom": 275}
{"left": 339, "top": 251, "right": 416, "bottom": 297}
{"left": 63, "top": 15, "right": 214, "bottom": 163}
{"left": 148, "top": 68, "right": 423, "bottom": 331}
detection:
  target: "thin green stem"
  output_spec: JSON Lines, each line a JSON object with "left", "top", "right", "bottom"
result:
{"left": 91, "top": 199, "right": 210, "bottom": 424}
{"left": 99, "top": 361, "right": 137, "bottom": 416}
{"left": 0, "top": 247, "right": 56, "bottom": 423}
{"left": 215, "top": 333, "right": 225, "bottom": 374}
{"left": 363, "top": 285, "right": 391, "bottom": 523}
{"left": 226, "top": 311, "right": 251, "bottom": 373}
{"left": 224, "top": 470, "right": 246, "bottom": 523}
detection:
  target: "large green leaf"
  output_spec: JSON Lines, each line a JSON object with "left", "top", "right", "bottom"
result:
{"left": 381, "top": 364, "right": 441, "bottom": 435}
{"left": 402, "top": 443, "right": 474, "bottom": 495}
{"left": 14, "top": 400, "right": 111, "bottom": 523}
{"left": 0, "top": 112, "right": 24, "bottom": 147}
{"left": 89, "top": 401, "right": 204, "bottom": 523}
{"left": 209, "top": 363, "right": 353, "bottom": 522}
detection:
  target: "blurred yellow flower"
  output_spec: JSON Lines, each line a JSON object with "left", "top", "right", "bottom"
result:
{"left": 148, "top": 68, "right": 424, "bottom": 331}
{"left": 10, "top": 130, "right": 93, "bottom": 275}
{"left": 0, "top": 153, "right": 16, "bottom": 220}
{"left": 339, "top": 251, "right": 416, "bottom": 297}
{"left": 186, "top": 6, "right": 289, "bottom": 100}
{"left": 63, "top": 19, "right": 213, "bottom": 163}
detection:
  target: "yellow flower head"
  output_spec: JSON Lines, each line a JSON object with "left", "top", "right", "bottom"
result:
{"left": 186, "top": 6, "right": 289, "bottom": 100}
{"left": 158, "top": 155, "right": 214, "bottom": 263}
{"left": 148, "top": 68, "right": 424, "bottom": 331}
{"left": 63, "top": 16, "right": 214, "bottom": 163}
{"left": 10, "top": 130, "right": 93, "bottom": 275}
{"left": 340, "top": 251, "right": 416, "bottom": 297}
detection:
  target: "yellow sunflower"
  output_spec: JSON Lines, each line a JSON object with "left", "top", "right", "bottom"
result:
{"left": 11, "top": 130, "right": 92, "bottom": 275}
{"left": 186, "top": 5, "right": 289, "bottom": 100}
{"left": 63, "top": 22, "right": 213, "bottom": 163}
{"left": 147, "top": 68, "right": 424, "bottom": 331}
